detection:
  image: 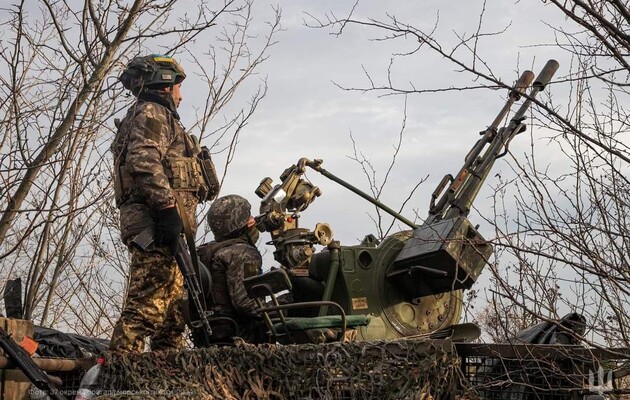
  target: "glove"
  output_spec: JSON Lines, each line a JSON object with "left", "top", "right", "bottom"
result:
{"left": 154, "top": 206, "right": 183, "bottom": 248}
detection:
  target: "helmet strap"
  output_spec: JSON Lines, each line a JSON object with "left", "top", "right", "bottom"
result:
{"left": 245, "top": 226, "right": 260, "bottom": 246}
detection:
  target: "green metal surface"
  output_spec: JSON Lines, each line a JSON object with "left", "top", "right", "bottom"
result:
{"left": 311, "top": 232, "right": 463, "bottom": 340}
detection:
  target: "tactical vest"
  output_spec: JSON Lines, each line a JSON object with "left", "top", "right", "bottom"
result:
{"left": 197, "top": 239, "right": 246, "bottom": 315}
{"left": 112, "top": 106, "right": 220, "bottom": 208}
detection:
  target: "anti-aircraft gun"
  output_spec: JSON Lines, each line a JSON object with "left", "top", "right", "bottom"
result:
{"left": 253, "top": 60, "right": 559, "bottom": 341}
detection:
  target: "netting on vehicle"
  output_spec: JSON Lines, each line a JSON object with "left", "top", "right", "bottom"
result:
{"left": 96, "top": 338, "right": 464, "bottom": 399}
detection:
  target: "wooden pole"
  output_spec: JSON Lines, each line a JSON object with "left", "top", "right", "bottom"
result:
{"left": 0, "top": 356, "right": 89, "bottom": 372}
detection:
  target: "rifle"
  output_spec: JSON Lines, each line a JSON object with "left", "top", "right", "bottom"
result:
{"left": 390, "top": 60, "right": 560, "bottom": 300}
{"left": 131, "top": 229, "right": 214, "bottom": 344}
{"left": 0, "top": 325, "right": 67, "bottom": 400}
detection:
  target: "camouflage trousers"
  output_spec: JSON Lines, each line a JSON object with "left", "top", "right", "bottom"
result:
{"left": 110, "top": 246, "right": 185, "bottom": 353}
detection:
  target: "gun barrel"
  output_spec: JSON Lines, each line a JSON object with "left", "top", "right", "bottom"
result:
{"left": 512, "top": 59, "right": 559, "bottom": 123}
{"left": 430, "top": 60, "right": 559, "bottom": 221}
{"left": 533, "top": 59, "right": 559, "bottom": 90}
{"left": 510, "top": 70, "right": 535, "bottom": 101}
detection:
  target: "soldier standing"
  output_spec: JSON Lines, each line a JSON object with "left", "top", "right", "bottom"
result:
{"left": 196, "top": 195, "right": 265, "bottom": 345}
{"left": 109, "top": 54, "right": 218, "bottom": 353}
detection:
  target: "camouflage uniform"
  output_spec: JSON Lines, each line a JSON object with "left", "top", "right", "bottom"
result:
{"left": 111, "top": 246, "right": 185, "bottom": 353}
{"left": 109, "top": 93, "right": 200, "bottom": 353}
{"left": 197, "top": 240, "right": 263, "bottom": 342}
{"left": 197, "top": 195, "right": 265, "bottom": 344}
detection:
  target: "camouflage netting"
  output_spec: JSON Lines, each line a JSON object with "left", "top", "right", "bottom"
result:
{"left": 96, "top": 338, "right": 466, "bottom": 400}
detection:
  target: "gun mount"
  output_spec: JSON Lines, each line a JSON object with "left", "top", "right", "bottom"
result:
{"left": 254, "top": 60, "right": 559, "bottom": 340}
{"left": 253, "top": 158, "right": 457, "bottom": 337}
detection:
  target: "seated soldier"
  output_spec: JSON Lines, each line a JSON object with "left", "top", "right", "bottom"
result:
{"left": 197, "top": 194, "right": 266, "bottom": 344}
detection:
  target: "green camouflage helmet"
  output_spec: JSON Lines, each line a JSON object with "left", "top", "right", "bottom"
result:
{"left": 119, "top": 54, "right": 186, "bottom": 95}
{"left": 208, "top": 195, "right": 251, "bottom": 240}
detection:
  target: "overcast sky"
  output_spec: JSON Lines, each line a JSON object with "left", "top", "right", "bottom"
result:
{"left": 182, "top": 0, "right": 571, "bottom": 250}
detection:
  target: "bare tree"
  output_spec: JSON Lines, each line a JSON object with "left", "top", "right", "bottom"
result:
{"left": 308, "top": 1, "right": 629, "bottom": 350}
{"left": 305, "top": 2, "right": 630, "bottom": 394}
{"left": 347, "top": 96, "right": 427, "bottom": 240}
{"left": 0, "top": 0, "right": 280, "bottom": 335}
{"left": 480, "top": 1, "right": 630, "bottom": 349}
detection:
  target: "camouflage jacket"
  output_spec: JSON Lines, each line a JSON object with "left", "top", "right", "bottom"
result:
{"left": 197, "top": 239, "right": 262, "bottom": 316}
{"left": 112, "top": 96, "right": 199, "bottom": 244}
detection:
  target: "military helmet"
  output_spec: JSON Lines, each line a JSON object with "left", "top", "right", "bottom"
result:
{"left": 208, "top": 195, "right": 252, "bottom": 240}
{"left": 119, "top": 54, "right": 186, "bottom": 95}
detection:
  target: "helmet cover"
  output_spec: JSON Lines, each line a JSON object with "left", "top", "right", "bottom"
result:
{"left": 208, "top": 195, "right": 252, "bottom": 240}
{"left": 120, "top": 54, "right": 186, "bottom": 95}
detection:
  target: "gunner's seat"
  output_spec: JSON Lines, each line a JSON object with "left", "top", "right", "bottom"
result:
{"left": 243, "top": 269, "right": 369, "bottom": 344}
